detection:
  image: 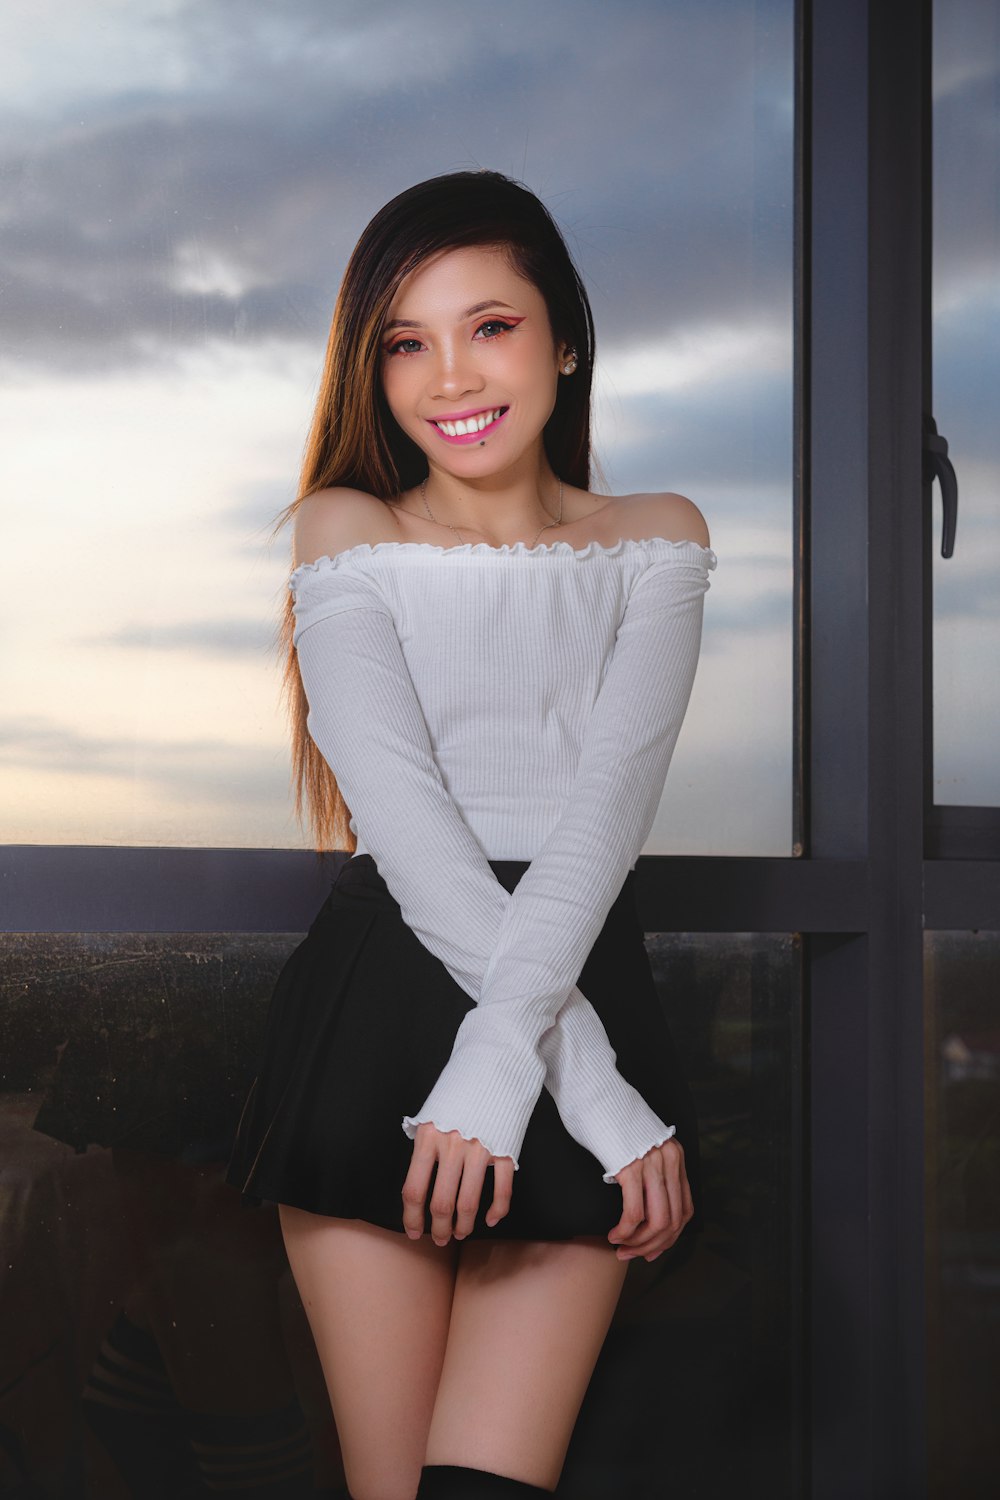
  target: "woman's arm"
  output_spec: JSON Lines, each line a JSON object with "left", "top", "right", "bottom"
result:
{"left": 291, "top": 545, "right": 683, "bottom": 1183}
{"left": 399, "top": 540, "right": 715, "bottom": 1177}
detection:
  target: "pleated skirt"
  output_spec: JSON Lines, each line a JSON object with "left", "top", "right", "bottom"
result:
{"left": 225, "top": 853, "right": 702, "bottom": 1242}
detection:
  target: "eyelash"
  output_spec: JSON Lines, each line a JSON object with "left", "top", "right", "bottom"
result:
{"left": 383, "top": 318, "right": 516, "bottom": 358}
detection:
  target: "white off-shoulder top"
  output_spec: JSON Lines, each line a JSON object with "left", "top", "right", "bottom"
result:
{"left": 289, "top": 536, "right": 718, "bottom": 1184}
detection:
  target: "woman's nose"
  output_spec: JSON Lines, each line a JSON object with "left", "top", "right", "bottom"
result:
{"left": 427, "top": 343, "right": 485, "bottom": 401}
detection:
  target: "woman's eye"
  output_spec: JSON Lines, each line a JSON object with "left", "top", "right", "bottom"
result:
{"left": 475, "top": 319, "right": 514, "bottom": 340}
{"left": 384, "top": 320, "right": 514, "bottom": 356}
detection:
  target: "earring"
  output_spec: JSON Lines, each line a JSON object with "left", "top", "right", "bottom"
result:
{"left": 561, "top": 349, "right": 578, "bottom": 375}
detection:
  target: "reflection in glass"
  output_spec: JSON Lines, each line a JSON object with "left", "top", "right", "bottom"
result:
{"left": 1, "top": 0, "right": 794, "bottom": 853}
{"left": 1, "top": 928, "right": 801, "bottom": 1497}
{"left": 932, "top": 0, "right": 1000, "bottom": 806}
{"left": 0, "top": 931, "right": 346, "bottom": 1497}
{"left": 925, "top": 931, "right": 1000, "bottom": 1496}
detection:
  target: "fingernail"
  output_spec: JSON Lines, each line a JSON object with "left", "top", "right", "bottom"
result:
{"left": 617, "top": 1250, "right": 636, "bottom": 1261}
{"left": 485, "top": 1217, "right": 496, "bottom": 1227}
{"left": 406, "top": 1230, "right": 420, "bottom": 1240}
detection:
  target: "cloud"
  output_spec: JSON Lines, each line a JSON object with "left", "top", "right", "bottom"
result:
{"left": 702, "top": 585, "right": 792, "bottom": 638}
{"left": 0, "top": 0, "right": 795, "bottom": 374}
{"left": 594, "top": 357, "right": 793, "bottom": 492}
{"left": 0, "top": 711, "right": 284, "bottom": 805}
{"left": 221, "top": 477, "right": 300, "bottom": 545}
{"left": 932, "top": 33, "right": 1000, "bottom": 298}
{"left": 90, "top": 618, "right": 277, "bottom": 655}
{"left": 934, "top": 555, "right": 1000, "bottom": 621}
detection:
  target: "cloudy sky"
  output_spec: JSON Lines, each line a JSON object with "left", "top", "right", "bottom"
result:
{"left": 0, "top": 0, "right": 994, "bottom": 854}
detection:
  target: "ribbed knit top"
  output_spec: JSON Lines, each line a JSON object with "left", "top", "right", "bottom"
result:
{"left": 289, "top": 536, "right": 717, "bottom": 1184}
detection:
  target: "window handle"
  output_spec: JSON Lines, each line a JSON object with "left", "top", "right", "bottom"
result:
{"left": 923, "top": 413, "right": 958, "bottom": 558}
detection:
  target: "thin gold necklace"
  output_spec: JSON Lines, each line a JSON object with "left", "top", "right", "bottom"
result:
{"left": 419, "top": 476, "right": 565, "bottom": 550}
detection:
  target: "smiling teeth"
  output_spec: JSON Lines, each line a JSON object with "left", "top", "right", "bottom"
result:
{"left": 433, "top": 408, "right": 505, "bottom": 437}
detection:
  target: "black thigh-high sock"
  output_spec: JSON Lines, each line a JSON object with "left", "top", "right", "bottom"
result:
{"left": 185, "top": 1397, "right": 314, "bottom": 1496}
{"left": 81, "top": 1308, "right": 202, "bottom": 1498}
{"left": 416, "top": 1464, "right": 553, "bottom": 1497}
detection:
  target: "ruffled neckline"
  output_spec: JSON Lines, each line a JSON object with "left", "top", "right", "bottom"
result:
{"left": 289, "top": 535, "right": 718, "bottom": 589}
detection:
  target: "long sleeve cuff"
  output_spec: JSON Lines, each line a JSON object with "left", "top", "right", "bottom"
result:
{"left": 539, "top": 989, "right": 676, "bottom": 1182}
{"left": 401, "top": 1010, "right": 546, "bottom": 1170}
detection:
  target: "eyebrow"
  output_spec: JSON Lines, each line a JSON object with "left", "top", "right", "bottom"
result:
{"left": 382, "top": 300, "right": 520, "bottom": 333}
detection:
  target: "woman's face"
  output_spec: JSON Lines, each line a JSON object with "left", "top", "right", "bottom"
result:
{"left": 380, "top": 243, "right": 569, "bottom": 480}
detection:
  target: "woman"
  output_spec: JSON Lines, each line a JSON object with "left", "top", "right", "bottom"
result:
{"left": 227, "top": 168, "right": 717, "bottom": 1500}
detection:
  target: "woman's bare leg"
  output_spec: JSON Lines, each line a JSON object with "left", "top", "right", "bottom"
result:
{"left": 424, "top": 1236, "right": 628, "bottom": 1492}
{"left": 278, "top": 1206, "right": 459, "bottom": 1500}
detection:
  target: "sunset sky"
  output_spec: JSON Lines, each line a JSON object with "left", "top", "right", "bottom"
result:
{"left": 1, "top": 0, "right": 995, "bottom": 854}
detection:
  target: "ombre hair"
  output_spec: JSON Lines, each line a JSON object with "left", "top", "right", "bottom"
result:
{"left": 268, "top": 169, "right": 599, "bottom": 852}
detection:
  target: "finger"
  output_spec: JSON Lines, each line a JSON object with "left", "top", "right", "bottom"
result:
{"left": 659, "top": 1148, "right": 697, "bottom": 1249}
{"left": 680, "top": 1162, "right": 695, "bottom": 1224}
{"left": 428, "top": 1133, "right": 467, "bottom": 1245}
{"left": 614, "top": 1157, "right": 666, "bottom": 1259}
{"left": 609, "top": 1163, "right": 647, "bottom": 1250}
{"left": 453, "top": 1149, "right": 489, "bottom": 1240}
{"left": 621, "top": 1158, "right": 673, "bottom": 1257}
{"left": 650, "top": 1145, "right": 685, "bottom": 1247}
{"left": 486, "top": 1156, "right": 515, "bottom": 1227}
{"left": 401, "top": 1129, "right": 437, "bottom": 1238}
{"left": 663, "top": 1150, "right": 685, "bottom": 1236}
{"left": 627, "top": 1149, "right": 693, "bottom": 1260}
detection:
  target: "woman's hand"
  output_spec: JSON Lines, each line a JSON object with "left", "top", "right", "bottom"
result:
{"left": 401, "top": 1122, "right": 515, "bottom": 1245}
{"left": 607, "top": 1138, "right": 694, "bottom": 1263}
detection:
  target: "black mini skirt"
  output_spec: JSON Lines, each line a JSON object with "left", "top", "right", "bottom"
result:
{"left": 225, "top": 853, "right": 702, "bottom": 1243}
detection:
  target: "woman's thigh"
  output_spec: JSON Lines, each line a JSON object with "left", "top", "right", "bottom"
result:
{"left": 278, "top": 1206, "right": 459, "bottom": 1500}
{"left": 425, "top": 1235, "right": 629, "bottom": 1493}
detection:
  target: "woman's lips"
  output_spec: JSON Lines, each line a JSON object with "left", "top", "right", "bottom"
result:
{"left": 427, "top": 407, "right": 509, "bottom": 445}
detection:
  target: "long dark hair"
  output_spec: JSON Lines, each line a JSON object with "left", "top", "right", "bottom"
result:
{"left": 270, "top": 169, "right": 599, "bottom": 851}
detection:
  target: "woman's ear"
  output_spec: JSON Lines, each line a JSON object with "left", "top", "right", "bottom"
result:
{"left": 558, "top": 343, "right": 579, "bottom": 376}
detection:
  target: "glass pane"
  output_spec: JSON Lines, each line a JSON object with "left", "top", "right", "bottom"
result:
{"left": 925, "top": 930, "right": 1000, "bottom": 1497}
{"left": 591, "top": 929, "right": 805, "bottom": 1498}
{"left": 932, "top": 0, "right": 1000, "bottom": 806}
{"left": 0, "top": 0, "right": 794, "bottom": 854}
{"left": 1, "top": 928, "right": 802, "bottom": 1496}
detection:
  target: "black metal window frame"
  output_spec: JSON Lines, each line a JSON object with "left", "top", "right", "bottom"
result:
{"left": 3, "top": 3, "right": 998, "bottom": 1495}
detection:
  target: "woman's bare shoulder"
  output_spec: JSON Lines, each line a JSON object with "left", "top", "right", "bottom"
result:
{"left": 292, "top": 487, "right": 398, "bottom": 568}
{"left": 613, "top": 491, "right": 711, "bottom": 550}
